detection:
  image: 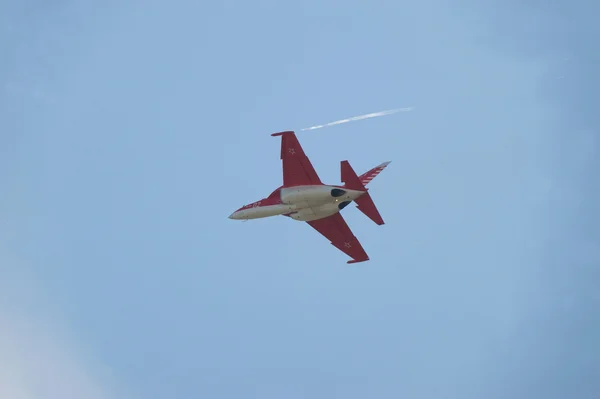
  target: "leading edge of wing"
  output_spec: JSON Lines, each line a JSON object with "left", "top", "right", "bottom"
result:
{"left": 306, "top": 213, "right": 370, "bottom": 264}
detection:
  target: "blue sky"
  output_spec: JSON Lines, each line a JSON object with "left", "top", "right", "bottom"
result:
{"left": 1, "top": 1, "right": 598, "bottom": 398}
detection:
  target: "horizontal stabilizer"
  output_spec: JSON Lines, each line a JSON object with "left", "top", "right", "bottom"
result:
{"left": 355, "top": 192, "right": 385, "bottom": 225}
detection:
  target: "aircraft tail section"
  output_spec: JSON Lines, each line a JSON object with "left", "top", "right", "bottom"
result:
{"left": 340, "top": 160, "right": 387, "bottom": 226}
{"left": 358, "top": 161, "right": 391, "bottom": 186}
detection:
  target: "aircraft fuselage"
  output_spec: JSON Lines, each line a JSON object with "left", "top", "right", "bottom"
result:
{"left": 228, "top": 185, "right": 366, "bottom": 222}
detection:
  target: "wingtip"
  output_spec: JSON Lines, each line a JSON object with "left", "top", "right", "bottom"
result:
{"left": 271, "top": 130, "right": 295, "bottom": 137}
{"left": 347, "top": 258, "right": 370, "bottom": 264}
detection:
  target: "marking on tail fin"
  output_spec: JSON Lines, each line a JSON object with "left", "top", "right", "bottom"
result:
{"left": 359, "top": 161, "right": 391, "bottom": 186}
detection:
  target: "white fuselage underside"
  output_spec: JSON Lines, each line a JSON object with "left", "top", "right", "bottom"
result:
{"left": 229, "top": 185, "right": 364, "bottom": 221}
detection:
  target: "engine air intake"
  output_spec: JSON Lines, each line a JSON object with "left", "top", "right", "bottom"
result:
{"left": 331, "top": 188, "right": 346, "bottom": 197}
{"left": 338, "top": 200, "right": 351, "bottom": 210}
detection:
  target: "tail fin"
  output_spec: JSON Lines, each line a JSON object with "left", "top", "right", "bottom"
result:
{"left": 340, "top": 160, "right": 388, "bottom": 226}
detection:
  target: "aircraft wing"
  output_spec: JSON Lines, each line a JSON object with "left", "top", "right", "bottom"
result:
{"left": 272, "top": 131, "right": 322, "bottom": 186}
{"left": 307, "top": 213, "right": 370, "bottom": 264}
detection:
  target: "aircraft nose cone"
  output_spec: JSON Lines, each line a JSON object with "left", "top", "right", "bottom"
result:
{"left": 229, "top": 210, "right": 244, "bottom": 219}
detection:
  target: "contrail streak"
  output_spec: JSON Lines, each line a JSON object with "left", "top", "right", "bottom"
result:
{"left": 301, "top": 107, "right": 415, "bottom": 131}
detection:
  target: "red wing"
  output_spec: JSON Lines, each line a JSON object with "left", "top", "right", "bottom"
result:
{"left": 307, "top": 213, "right": 370, "bottom": 264}
{"left": 272, "top": 131, "right": 322, "bottom": 187}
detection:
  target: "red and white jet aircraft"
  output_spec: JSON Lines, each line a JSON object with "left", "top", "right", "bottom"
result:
{"left": 228, "top": 131, "right": 390, "bottom": 263}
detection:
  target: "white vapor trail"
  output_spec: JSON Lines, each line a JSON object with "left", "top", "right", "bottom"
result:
{"left": 301, "top": 107, "right": 415, "bottom": 131}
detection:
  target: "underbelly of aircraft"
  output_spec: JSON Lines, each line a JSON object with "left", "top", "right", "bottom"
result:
{"left": 233, "top": 186, "right": 362, "bottom": 221}
{"left": 234, "top": 204, "right": 295, "bottom": 220}
{"left": 280, "top": 185, "right": 361, "bottom": 206}
{"left": 287, "top": 200, "right": 352, "bottom": 221}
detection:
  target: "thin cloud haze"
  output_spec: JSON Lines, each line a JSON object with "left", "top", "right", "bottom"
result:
{"left": 470, "top": 1, "right": 600, "bottom": 397}
{"left": 2, "top": 0, "right": 598, "bottom": 398}
{"left": 0, "top": 272, "right": 122, "bottom": 399}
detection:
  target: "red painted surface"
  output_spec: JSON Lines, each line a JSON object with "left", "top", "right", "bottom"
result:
{"left": 230, "top": 130, "right": 390, "bottom": 264}
{"left": 341, "top": 160, "right": 385, "bottom": 225}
